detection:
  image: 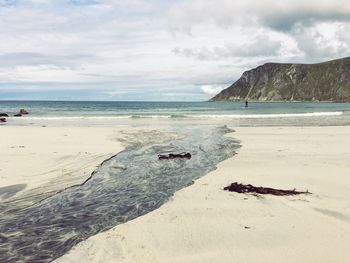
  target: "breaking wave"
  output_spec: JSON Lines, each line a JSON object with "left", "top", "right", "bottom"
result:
{"left": 9, "top": 111, "right": 343, "bottom": 120}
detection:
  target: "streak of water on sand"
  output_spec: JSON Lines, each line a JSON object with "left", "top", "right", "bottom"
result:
{"left": 0, "top": 126, "right": 239, "bottom": 262}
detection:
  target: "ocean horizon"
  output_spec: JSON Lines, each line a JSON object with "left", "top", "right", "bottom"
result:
{"left": 1, "top": 100, "right": 350, "bottom": 127}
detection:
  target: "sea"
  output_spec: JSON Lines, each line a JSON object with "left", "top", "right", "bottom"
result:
{"left": 1, "top": 100, "right": 350, "bottom": 126}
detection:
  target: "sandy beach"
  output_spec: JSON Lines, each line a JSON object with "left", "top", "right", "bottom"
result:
{"left": 0, "top": 126, "right": 123, "bottom": 201}
{"left": 54, "top": 125, "right": 350, "bottom": 263}
{"left": 1, "top": 0, "right": 350, "bottom": 261}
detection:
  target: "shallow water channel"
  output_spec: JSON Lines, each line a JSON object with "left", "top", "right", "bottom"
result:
{"left": 0, "top": 126, "right": 239, "bottom": 262}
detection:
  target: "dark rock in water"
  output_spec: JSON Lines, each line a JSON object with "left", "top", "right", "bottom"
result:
{"left": 0, "top": 113, "right": 8, "bottom": 117}
{"left": 14, "top": 109, "right": 29, "bottom": 116}
{"left": 210, "top": 56, "right": 350, "bottom": 102}
{"left": 224, "top": 182, "right": 310, "bottom": 196}
{"left": 158, "top": 152, "right": 191, "bottom": 160}
{"left": 0, "top": 117, "right": 6, "bottom": 122}
{"left": 19, "top": 109, "right": 29, "bottom": 115}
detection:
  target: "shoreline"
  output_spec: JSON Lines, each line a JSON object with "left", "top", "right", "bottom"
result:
{"left": 56, "top": 125, "right": 350, "bottom": 263}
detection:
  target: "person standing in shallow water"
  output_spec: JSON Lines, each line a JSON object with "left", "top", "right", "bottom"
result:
{"left": 245, "top": 100, "right": 248, "bottom": 108}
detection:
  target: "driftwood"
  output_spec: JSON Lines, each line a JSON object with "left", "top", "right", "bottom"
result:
{"left": 158, "top": 152, "right": 191, "bottom": 160}
{"left": 224, "top": 182, "right": 310, "bottom": 196}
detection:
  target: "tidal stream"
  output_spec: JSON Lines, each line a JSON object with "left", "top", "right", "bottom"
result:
{"left": 0, "top": 126, "right": 239, "bottom": 262}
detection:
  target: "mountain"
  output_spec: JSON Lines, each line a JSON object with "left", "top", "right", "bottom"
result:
{"left": 210, "top": 57, "right": 350, "bottom": 102}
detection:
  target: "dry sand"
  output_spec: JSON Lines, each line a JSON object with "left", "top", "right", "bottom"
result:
{"left": 0, "top": 126, "right": 123, "bottom": 200}
{"left": 56, "top": 126, "right": 350, "bottom": 263}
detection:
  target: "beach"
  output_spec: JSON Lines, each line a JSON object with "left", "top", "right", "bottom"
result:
{"left": 1, "top": 101, "right": 350, "bottom": 262}
{"left": 54, "top": 125, "right": 350, "bottom": 263}
{"left": 0, "top": 126, "right": 123, "bottom": 201}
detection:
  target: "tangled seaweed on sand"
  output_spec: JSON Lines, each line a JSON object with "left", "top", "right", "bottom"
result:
{"left": 224, "top": 182, "right": 310, "bottom": 196}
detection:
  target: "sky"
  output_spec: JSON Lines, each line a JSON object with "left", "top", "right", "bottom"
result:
{"left": 0, "top": 0, "right": 349, "bottom": 101}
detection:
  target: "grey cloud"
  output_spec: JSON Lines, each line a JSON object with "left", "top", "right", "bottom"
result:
{"left": 173, "top": 35, "right": 283, "bottom": 60}
{"left": 168, "top": 0, "right": 350, "bottom": 32}
{"left": 0, "top": 52, "right": 100, "bottom": 68}
{"left": 169, "top": 1, "right": 350, "bottom": 67}
{"left": 261, "top": 10, "right": 350, "bottom": 32}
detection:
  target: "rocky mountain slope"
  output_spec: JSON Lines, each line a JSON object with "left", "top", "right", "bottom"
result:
{"left": 210, "top": 57, "right": 350, "bottom": 102}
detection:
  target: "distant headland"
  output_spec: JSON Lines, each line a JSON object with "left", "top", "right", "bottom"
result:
{"left": 210, "top": 57, "right": 350, "bottom": 102}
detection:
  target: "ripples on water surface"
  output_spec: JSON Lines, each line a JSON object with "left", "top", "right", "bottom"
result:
{"left": 1, "top": 101, "right": 350, "bottom": 126}
{"left": 0, "top": 126, "right": 240, "bottom": 262}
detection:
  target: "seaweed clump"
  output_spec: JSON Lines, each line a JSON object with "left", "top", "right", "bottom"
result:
{"left": 224, "top": 182, "right": 310, "bottom": 196}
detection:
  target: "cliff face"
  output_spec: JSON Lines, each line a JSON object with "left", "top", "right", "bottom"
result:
{"left": 210, "top": 57, "right": 350, "bottom": 102}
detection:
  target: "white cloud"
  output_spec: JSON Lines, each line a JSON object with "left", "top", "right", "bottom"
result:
{"left": 201, "top": 85, "right": 224, "bottom": 95}
{"left": 291, "top": 22, "right": 350, "bottom": 61}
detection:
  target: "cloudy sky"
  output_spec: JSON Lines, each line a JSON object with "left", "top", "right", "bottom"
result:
{"left": 0, "top": 0, "right": 349, "bottom": 101}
